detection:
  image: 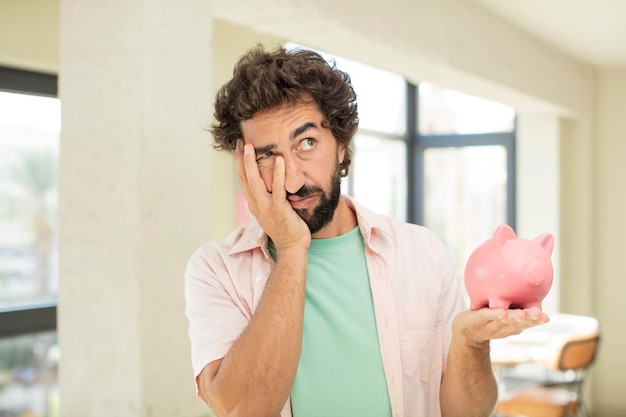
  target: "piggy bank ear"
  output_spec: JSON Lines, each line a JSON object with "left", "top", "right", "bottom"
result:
{"left": 492, "top": 224, "right": 517, "bottom": 248}
{"left": 534, "top": 233, "right": 554, "bottom": 256}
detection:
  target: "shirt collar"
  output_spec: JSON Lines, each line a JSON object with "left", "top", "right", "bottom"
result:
{"left": 228, "top": 217, "right": 267, "bottom": 256}
{"left": 344, "top": 195, "right": 395, "bottom": 253}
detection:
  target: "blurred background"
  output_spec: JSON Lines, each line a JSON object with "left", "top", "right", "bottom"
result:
{"left": 0, "top": 0, "right": 624, "bottom": 416}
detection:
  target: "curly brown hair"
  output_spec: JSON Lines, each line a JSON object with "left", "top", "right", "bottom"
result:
{"left": 211, "top": 45, "right": 359, "bottom": 177}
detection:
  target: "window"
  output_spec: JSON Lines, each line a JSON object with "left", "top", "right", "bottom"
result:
{"left": 351, "top": 134, "right": 407, "bottom": 221}
{"left": 333, "top": 56, "right": 408, "bottom": 220}
{"left": 415, "top": 82, "right": 516, "bottom": 281}
{"left": 0, "top": 66, "right": 60, "bottom": 417}
{"left": 418, "top": 81, "right": 515, "bottom": 135}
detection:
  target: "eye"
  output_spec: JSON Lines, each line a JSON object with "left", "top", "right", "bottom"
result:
{"left": 255, "top": 151, "right": 273, "bottom": 161}
{"left": 300, "top": 138, "right": 316, "bottom": 151}
{"left": 255, "top": 151, "right": 276, "bottom": 168}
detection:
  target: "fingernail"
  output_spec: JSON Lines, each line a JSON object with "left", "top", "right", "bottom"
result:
{"left": 244, "top": 143, "right": 250, "bottom": 155}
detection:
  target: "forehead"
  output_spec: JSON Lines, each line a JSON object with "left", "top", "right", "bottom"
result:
{"left": 241, "top": 101, "right": 325, "bottom": 139}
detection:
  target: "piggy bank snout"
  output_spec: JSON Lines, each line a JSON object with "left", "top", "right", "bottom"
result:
{"left": 525, "top": 262, "right": 549, "bottom": 286}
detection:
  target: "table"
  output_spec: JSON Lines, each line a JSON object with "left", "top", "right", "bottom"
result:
{"left": 490, "top": 313, "right": 599, "bottom": 366}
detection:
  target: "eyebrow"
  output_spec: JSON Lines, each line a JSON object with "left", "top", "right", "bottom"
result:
{"left": 253, "top": 121, "right": 319, "bottom": 157}
{"left": 291, "top": 121, "right": 318, "bottom": 140}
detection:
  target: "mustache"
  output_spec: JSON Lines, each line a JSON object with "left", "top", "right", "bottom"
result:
{"left": 287, "top": 185, "right": 323, "bottom": 198}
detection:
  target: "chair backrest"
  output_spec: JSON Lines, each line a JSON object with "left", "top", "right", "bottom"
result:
{"left": 554, "top": 334, "right": 600, "bottom": 371}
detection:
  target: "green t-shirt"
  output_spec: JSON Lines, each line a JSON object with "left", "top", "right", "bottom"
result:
{"left": 272, "top": 227, "right": 392, "bottom": 416}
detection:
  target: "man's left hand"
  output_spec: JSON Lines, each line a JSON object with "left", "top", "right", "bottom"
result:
{"left": 452, "top": 307, "right": 549, "bottom": 349}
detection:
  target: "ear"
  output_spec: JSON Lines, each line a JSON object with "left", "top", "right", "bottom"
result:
{"left": 337, "top": 142, "right": 346, "bottom": 165}
{"left": 492, "top": 224, "right": 517, "bottom": 248}
{"left": 534, "top": 233, "right": 554, "bottom": 256}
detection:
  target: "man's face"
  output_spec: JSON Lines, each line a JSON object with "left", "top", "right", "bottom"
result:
{"left": 240, "top": 100, "right": 346, "bottom": 235}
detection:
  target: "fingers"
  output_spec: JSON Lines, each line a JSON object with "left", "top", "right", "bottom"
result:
{"left": 236, "top": 141, "right": 271, "bottom": 215}
{"left": 495, "top": 308, "right": 549, "bottom": 325}
{"left": 235, "top": 141, "right": 268, "bottom": 217}
{"left": 234, "top": 140, "right": 247, "bottom": 191}
{"left": 455, "top": 307, "right": 550, "bottom": 345}
{"left": 236, "top": 141, "right": 291, "bottom": 221}
{"left": 243, "top": 142, "right": 264, "bottom": 194}
{"left": 234, "top": 140, "right": 256, "bottom": 213}
{"left": 523, "top": 307, "right": 550, "bottom": 323}
{"left": 272, "top": 155, "right": 286, "bottom": 204}
{"left": 475, "top": 307, "right": 548, "bottom": 324}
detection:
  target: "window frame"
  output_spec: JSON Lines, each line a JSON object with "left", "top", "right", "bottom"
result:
{"left": 408, "top": 83, "right": 517, "bottom": 228}
{"left": 0, "top": 66, "right": 58, "bottom": 339}
{"left": 350, "top": 80, "right": 516, "bottom": 227}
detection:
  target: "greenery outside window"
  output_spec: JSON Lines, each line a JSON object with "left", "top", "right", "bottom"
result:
{"left": 0, "top": 66, "right": 59, "bottom": 417}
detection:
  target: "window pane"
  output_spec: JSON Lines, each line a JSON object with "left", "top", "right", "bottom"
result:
{"left": 0, "top": 331, "right": 59, "bottom": 416}
{"left": 419, "top": 82, "right": 515, "bottom": 135}
{"left": 423, "top": 146, "right": 507, "bottom": 279}
{"left": 337, "top": 60, "right": 406, "bottom": 135}
{"left": 0, "top": 92, "right": 60, "bottom": 307}
{"left": 350, "top": 134, "right": 407, "bottom": 221}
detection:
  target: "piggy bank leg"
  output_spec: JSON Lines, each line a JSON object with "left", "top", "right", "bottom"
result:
{"left": 522, "top": 300, "right": 543, "bottom": 311}
{"left": 488, "top": 298, "right": 512, "bottom": 309}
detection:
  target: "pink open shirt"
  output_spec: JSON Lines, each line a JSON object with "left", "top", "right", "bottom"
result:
{"left": 185, "top": 196, "right": 467, "bottom": 417}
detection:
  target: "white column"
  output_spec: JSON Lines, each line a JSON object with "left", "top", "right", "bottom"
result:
{"left": 516, "top": 114, "right": 560, "bottom": 313}
{"left": 58, "top": 1, "right": 213, "bottom": 416}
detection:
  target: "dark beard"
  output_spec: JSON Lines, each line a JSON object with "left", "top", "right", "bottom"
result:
{"left": 289, "top": 163, "right": 342, "bottom": 235}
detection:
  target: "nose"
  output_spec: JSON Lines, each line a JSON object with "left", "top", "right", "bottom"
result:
{"left": 282, "top": 155, "right": 305, "bottom": 194}
{"left": 525, "top": 262, "right": 547, "bottom": 286}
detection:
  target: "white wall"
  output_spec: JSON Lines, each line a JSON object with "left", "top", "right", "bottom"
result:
{"left": 592, "top": 68, "right": 626, "bottom": 417}
{"left": 58, "top": 1, "right": 213, "bottom": 416}
{"left": 516, "top": 114, "right": 560, "bottom": 314}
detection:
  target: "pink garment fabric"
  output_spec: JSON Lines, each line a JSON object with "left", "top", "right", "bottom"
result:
{"left": 184, "top": 196, "right": 466, "bottom": 417}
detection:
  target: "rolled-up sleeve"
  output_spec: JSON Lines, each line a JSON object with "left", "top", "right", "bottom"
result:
{"left": 184, "top": 247, "right": 249, "bottom": 391}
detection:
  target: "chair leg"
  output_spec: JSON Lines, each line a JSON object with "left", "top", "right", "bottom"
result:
{"left": 578, "top": 404, "right": 589, "bottom": 417}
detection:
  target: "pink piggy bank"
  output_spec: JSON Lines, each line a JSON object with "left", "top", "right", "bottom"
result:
{"left": 464, "top": 224, "right": 554, "bottom": 311}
